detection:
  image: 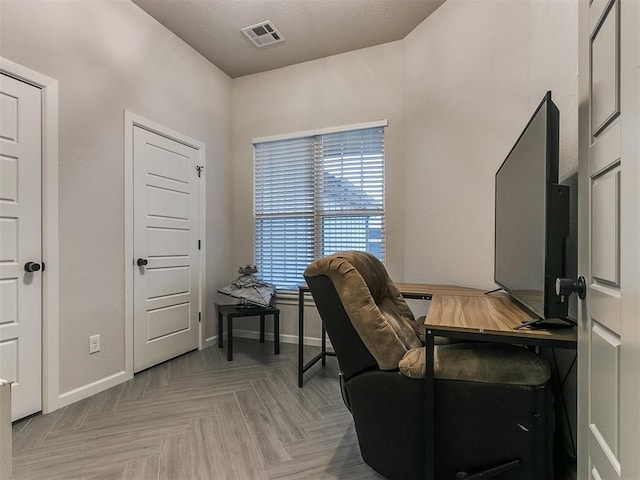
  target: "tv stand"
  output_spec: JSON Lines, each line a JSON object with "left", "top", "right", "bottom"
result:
{"left": 514, "top": 316, "right": 576, "bottom": 330}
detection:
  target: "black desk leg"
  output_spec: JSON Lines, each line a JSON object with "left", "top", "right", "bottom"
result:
{"left": 274, "top": 312, "right": 280, "bottom": 355}
{"left": 321, "top": 324, "right": 327, "bottom": 366}
{"left": 260, "top": 315, "right": 265, "bottom": 343}
{"left": 425, "top": 330, "right": 435, "bottom": 480}
{"left": 227, "top": 316, "right": 233, "bottom": 361}
{"left": 218, "top": 311, "right": 224, "bottom": 348}
{"left": 298, "top": 289, "right": 304, "bottom": 387}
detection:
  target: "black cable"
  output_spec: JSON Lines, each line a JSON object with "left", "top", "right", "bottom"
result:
{"left": 483, "top": 287, "right": 504, "bottom": 295}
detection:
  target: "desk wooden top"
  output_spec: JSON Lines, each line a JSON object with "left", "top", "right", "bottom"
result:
{"left": 395, "top": 283, "right": 486, "bottom": 298}
{"left": 299, "top": 283, "right": 487, "bottom": 298}
{"left": 299, "top": 281, "right": 575, "bottom": 345}
{"left": 425, "top": 292, "right": 577, "bottom": 345}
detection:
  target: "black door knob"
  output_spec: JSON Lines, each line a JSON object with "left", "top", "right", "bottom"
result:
{"left": 24, "top": 262, "right": 41, "bottom": 273}
{"left": 136, "top": 258, "right": 148, "bottom": 267}
{"left": 555, "top": 276, "right": 587, "bottom": 299}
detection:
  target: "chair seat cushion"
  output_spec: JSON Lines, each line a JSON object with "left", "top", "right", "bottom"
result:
{"left": 398, "top": 343, "right": 550, "bottom": 386}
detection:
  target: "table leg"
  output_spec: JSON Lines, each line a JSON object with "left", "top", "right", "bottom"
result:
{"left": 425, "top": 330, "right": 435, "bottom": 479}
{"left": 274, "top": 312, "right": 280, "bottom": 355}
{"left": 218, "top": 309, "right": 223, "bottom": 348}
{"left": 298, "top": 288, "right": 304, "bottom": 387}
{"left": 260, "top": 315, "right": 265, "bottom": 343}
{"left": 321, "top": 323, "right": 327, "bottom": 366}
{"left": 227, "top": 315, "right": 233, "bottom": 361}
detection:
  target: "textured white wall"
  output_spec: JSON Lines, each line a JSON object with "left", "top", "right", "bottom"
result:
{"left": 403, "top": 0, "right": 578, "bottom": 288}
{"left": 0, "top": 0, "right": 232, "bottom": 394}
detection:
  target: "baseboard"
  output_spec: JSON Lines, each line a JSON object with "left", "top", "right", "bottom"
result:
{"left": 55, "top": 332, "right": 328, "bottom": 410}
{"left": 57, "top": 370, "right": 132, "bottom": 409}
{"left": 202, "top": 335, "right": 217, "bottom": 350}
{"left": 216, "top": 329, "right": 332, "bottom": 348}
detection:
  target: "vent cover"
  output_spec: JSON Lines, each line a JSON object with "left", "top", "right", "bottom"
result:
{"left": 241, "top": 21, "right": 284, "bottom": 47}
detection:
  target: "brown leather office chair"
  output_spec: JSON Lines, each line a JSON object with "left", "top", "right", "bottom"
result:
{"left": 304, "top": 251, "right": 554, "bottom": 480}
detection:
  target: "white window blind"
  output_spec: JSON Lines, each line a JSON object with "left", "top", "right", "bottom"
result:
{"left": 254, "top": 126, "right": 385, "bottom": 290}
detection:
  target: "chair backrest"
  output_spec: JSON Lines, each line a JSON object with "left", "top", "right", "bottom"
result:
{"left": 304, "top": 274, "right": 378, "bottom": 381}
{"left": 304, "top": 251, "right": 422, "bottom": 378}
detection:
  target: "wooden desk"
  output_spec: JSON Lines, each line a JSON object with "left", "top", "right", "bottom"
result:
{"left": 426, "top": 292, "right": 577, "bottom": 346}
{"left": 297, "top": 283, "right": 487, "bottom": 387}
{"left": 423, "top": 292, "right": 577, "bottom": 479}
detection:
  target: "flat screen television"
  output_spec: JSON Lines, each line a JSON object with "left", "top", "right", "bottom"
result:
{"left": 494, "top": 91, "right": 570, "bottom": 321}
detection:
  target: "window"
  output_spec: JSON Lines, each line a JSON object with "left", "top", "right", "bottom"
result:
{"left": 254, "top": 124, "right": 385, "bottom": 290}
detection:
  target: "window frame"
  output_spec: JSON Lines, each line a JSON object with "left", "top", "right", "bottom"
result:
{"left": 253, "top": 120, "right": 388, "bottom": 292}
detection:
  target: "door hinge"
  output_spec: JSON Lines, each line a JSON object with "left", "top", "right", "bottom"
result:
{"left": 196, "top": 165, "right": 204, "bottom": 177}
{"left": 198, "top": 240, "right": 201, "bottom": 250}
{"left": 198, "top": 312, "right": 202, "bottom": 323}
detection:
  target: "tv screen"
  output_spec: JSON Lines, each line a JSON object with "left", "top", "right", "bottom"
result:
{"left": 494, "top": 91, "right": 569, "bottom": 320}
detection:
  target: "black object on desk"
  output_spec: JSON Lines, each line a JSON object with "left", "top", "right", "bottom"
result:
{"left": 217, "top": 304, "right": 280, "bottom": 361}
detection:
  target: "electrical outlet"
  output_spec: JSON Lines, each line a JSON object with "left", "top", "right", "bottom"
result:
{"left": 89, "top": 334, "right": 100, "bottom": 354}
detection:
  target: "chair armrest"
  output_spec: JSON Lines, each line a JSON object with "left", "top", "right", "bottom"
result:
{"left": 398, "top": 347, "right": 426, "bottom": 378}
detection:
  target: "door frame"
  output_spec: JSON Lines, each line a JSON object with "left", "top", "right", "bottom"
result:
{"left": 0, "top": 57, "right": 60, "bottom": 414}
{"left": 124, "top": 111, "right": 207, "bottom": 376}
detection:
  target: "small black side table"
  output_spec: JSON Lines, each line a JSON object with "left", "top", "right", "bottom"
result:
{"left": 216, "top": 304, "right": 280, "bottom": 361}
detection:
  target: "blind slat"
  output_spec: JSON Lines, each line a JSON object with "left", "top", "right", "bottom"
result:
{"left": 254, "top": 127, "right": 385, "bottom": 289}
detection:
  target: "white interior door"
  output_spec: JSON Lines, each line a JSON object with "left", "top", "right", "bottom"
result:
{"left": 0, "top": 73, "right": 42, "bottom": 420}
{"left": 133, "top": 125, "right": 201, "bottom": 372}
{"left": 578, "top": 0, "right": 640, "bottom": 478}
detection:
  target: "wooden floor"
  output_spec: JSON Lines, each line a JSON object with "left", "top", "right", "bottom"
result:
{"left": 12, "top": 339, "right": 385, "bottom": 480}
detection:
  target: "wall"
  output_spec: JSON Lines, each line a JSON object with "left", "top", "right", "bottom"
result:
{"left": 230, "top": 41, "right": 406, "bottom": 339}
{"left": 402, "top": 5, "right": 579, "bottom": 463}
{"left": 403, "top": 0, "right": 578, "bottom": 288}
{"left": 230, "top": 0, "right": 578, "bottom": 339}
{"left": 0, "top": 0, "right": 231, "bottom": 398}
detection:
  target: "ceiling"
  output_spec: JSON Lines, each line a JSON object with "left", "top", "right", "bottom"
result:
{"left": 132, "top": 0, "right": 446, "bottom": 78}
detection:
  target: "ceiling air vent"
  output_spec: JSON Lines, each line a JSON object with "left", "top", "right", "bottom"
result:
{"left": 241, "top": 21, "right": 284, "bottom": 48}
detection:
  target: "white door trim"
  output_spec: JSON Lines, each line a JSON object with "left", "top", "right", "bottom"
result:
{"left": 124, "top": 111, "right": 207, "bottom": 376}
{"left": 0, "top": 57, "right": 60, "bottom": 414}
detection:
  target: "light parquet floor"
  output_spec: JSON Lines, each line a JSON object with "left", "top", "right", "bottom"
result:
{"left": 12, "top": 340, "right": 385, "bottom": 480}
